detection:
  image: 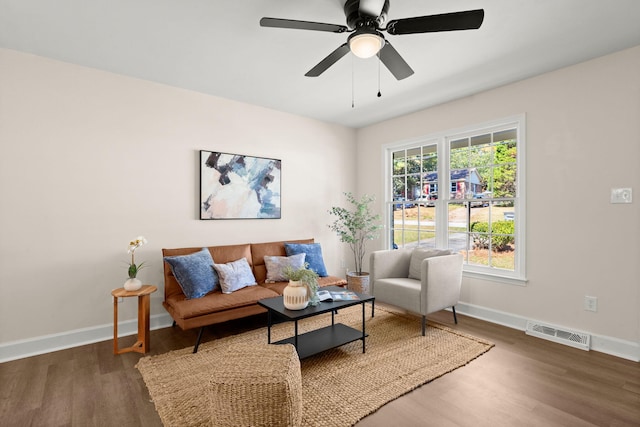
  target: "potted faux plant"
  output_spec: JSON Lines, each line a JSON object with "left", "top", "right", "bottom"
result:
{"left": 282, "top": 264, "right": 320, "bottom": 309}
{"left": 328, "top": 192, "right": 382, "bottom": 293}
{"left": 124, "top": 236, "right": 147, "bottom": 291}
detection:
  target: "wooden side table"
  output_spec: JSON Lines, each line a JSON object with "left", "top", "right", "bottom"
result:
{"left": 111, "top": 285, "right": 158, "bottom": 355}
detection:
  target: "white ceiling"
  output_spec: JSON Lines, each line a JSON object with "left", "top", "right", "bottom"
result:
{"left": 2, "top": 0, "right": 640, "bottom": 128}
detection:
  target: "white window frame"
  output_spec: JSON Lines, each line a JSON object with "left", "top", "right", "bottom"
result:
{"left": 383, "top": 114, "right": 527, "bottom": 285}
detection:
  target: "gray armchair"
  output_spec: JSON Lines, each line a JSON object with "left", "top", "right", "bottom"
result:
{"left": 370, "top": 248, "right": 463, "bottom": 335}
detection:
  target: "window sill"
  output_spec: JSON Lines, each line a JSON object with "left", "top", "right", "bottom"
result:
{"left": 462, "top": 270, "right": 528, "bottom": 286}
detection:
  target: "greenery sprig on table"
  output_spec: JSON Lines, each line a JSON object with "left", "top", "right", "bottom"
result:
{"left": 283, "top": 263, "right": 319, "bottom": 304}
{"left": 328, "top": 192, "right": 382, "bottom": 275}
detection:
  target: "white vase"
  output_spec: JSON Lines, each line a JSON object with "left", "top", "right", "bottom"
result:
{"left": 283, "top": 280, "right": 309, "bottom": 310}
{"left": 124, "top": 278, "right": 142, "bottom": 291}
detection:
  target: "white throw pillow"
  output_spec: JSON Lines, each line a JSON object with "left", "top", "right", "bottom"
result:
{"left": 213, "top": 257, "right": 257, "bottom": 294}
{"left": 264, "top": 253, "right": 306, "bottom": 283}
{"left": 408, "top": 248, "right": 453, "bottom": 280}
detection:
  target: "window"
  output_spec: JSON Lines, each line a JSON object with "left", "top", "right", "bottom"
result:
{"left": 385, "top": 116, "right": 526, "bottom": 283}
{"left": 390, "top": 142, "right": 439, "bottom": 250}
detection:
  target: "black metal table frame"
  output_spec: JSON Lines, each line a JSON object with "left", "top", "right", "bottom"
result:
{"left": 258, "top": 286, "right": 375, "bottom": 359}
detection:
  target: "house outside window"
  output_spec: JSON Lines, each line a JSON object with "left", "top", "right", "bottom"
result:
{"left": 385, "top": 115, "right": 526, "bottom": 284}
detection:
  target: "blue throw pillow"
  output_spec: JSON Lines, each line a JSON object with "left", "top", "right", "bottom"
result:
{"left": 284, "top": 243, "right": 328, "bottom": 277}
{"left": 164, "top": 248, "right": 219, "bottom": 299}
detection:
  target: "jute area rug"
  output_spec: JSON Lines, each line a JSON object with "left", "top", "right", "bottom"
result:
{"left": 137, "top": 306, "right": 493, "bottom": 427}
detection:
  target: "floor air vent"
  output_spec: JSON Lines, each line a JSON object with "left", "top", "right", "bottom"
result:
{"left": 525, "top": 320, "right": 590, "bottom": 351}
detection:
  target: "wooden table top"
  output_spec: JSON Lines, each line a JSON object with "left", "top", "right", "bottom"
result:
{"left": 111, "top": 285, "right": 157, "bottom": 298}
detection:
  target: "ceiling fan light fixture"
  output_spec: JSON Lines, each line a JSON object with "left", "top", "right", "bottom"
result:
{"left": 349, "top": 32, "right": 383, "bottom": 58}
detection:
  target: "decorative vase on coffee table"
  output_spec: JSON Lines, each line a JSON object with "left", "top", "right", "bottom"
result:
{"left": 283, "top": 280, "right": 309, "bottom": 310}
{"left": 124, "top": 277, "right": 142, "bottom": 292}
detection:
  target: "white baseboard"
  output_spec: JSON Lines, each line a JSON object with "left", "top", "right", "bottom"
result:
{"left": 2, "top": 305, "right": 638, "bottom": 363}
{"left": 455, "top": 303, "right": 640, "bottom": 362}
{"left": 0, "top": 313, "right": 174, "bottom": 363}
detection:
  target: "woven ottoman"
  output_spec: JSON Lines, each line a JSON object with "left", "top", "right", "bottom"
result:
{"left": 209, "top": 343, "right": 302, "bottom": 427}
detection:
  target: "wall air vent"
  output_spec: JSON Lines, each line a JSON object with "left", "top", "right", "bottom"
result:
{"left": 525, "top": 320, "right": 590, "bottom": 351}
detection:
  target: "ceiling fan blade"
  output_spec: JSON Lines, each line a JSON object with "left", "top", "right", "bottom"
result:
{"left": 379, "top": 41, "right": 414, "bottom": 80}
{"left": 358, "top": 0, "right": 387, "bottom": 18}
{"left": 386, "top": 9, "right": 485, "bottom": 35}
{"left": 260, "top": 17, "right": 348, "bottom": 33}
{"left": 305, "top": 43, "right": 350, "bottom": 77}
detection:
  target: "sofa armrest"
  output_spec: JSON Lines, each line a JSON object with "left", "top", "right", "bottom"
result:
{"left": 370, "top": 249, "right": 412, "bottom": 295}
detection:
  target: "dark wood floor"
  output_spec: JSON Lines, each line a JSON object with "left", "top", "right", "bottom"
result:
{"left": 1, "top": 307, "right": 638, "bottom": 427}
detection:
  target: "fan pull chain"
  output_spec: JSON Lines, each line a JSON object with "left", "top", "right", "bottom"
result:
{"left": 351, "top": 54, "right": 355, "bottom": 108}
{"left": 377, "top": 51, "right": 382, "bottom": 98}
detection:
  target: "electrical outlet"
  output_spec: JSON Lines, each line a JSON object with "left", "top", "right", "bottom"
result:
{"left": 340, "top": 259, "right": 345, "bottom": 268}
{"left": 584, "top": 296, "right": 597, "bottom": 312}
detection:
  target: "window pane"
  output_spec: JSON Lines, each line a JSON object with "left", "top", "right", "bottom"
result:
{"left": 391, "top": 203, "right": 411, "bottom": 247}
{"left": 393, "top": 177, "right": 405, "bottom": 199}
{"left": 416, "top": 204, "right": 436, "bottom": 248}
{"left": 407, "top": 148, "right": 421, "bottom": 174}
{"left": 407, "top": 174, "right": 421, "bottom": 200}
{"left": 467, "top": 200, "right": 517, "bottom": 270}
{"left": 474, "top": 167, "right": 492, "bottom": 194}
{"left": 393, "top": 151, "right": 406, "bottom": 176}
{"left": 493, "top": 164, "right": 516, "bottom": 198}
{"left": 450, "top": 138, "right": 468, "bottom": 150}
{"left": 470, "top": 133, "right": 491, "bottom": 147}
{"left": 449, "top": 127, "right": 519, "bottom": 273}
{"left": 447, "top": 202, "right": 467, "bottom": 252}
{"left": 469, "top": 145, "right": 492, "bottom": 168}
{"left": 450, "top": 138, "right": 469, "bottom": 169}
{"left": 494, "top": 138, "right": 517, "bottom": 165}
{"left": 493, "top": 128, "right": 517, "bottom": 143}
{"left": 421, "top": 145, "right": 437, "bottom": 172}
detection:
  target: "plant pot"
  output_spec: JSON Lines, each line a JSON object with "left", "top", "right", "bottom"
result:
{"left": 283, "top": 280, "right": 309, "bottom": 310}
{"left": 124, "top": 278, "right": 142, "bottom": 291}
{"left": 347, "top": 272, "right": 370, "bottom": 294}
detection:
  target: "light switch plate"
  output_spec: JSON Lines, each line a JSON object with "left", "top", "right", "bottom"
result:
{"left": 611, "top": 188, "right": 632, "bottom": 204}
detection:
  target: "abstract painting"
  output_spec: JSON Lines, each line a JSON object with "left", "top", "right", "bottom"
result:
{"left": 200, "top": 150, "right": 281, "bottom": 219}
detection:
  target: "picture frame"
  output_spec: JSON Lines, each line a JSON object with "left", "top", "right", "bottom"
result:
{"left": 200, "top": 150, "right": 281, "bottom": 220}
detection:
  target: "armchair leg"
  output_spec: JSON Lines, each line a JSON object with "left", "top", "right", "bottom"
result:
{"left": 452, "top": 306, "right": 458, "bottom": 324}
{"left": 422, "top": 315, "right": 426, "bottom": 336}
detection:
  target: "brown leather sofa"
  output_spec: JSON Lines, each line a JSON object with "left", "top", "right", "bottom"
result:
{"left": 162, "top": 238, "right": 347, "bottom": 352}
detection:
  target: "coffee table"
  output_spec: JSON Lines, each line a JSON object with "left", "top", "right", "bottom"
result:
{"left": 257, "top": 286, "right": 375, "bottom": 359}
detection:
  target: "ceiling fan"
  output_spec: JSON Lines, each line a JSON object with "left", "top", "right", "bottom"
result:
{"left": 260, "top": 0, "right": 485, "bottom": 80}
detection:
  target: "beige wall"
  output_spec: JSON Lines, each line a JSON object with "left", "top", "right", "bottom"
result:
{"left": 357, "top": 45, "right": 640, "bottom": 347}
{"left": 0, "top": 48, "right": 356, "bottom": 345}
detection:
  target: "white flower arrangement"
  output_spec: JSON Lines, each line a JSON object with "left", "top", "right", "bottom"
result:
{"left": 127, "top": 236, "right": 147, "bottom": 279}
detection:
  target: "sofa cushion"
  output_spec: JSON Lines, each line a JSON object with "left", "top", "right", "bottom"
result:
{"left": 166, "top": 286, "right": 279, "bottom": 320}
{"left": 213, "top": 257, "right": 258, "bottom": 294}
{"left": 284, "top": 243, "right": 328, "bottom": 277}
{"left": 408, "top": 248, "right": 453, "bottom": 280}
{"left": 264, "top": 253, "right": 306, "bottom": 283}
{"left": 163, "top": 248, "right": 218, "bottom": 299}
{"left": 374, "top": 277, "right": 422, "bottom": 314}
